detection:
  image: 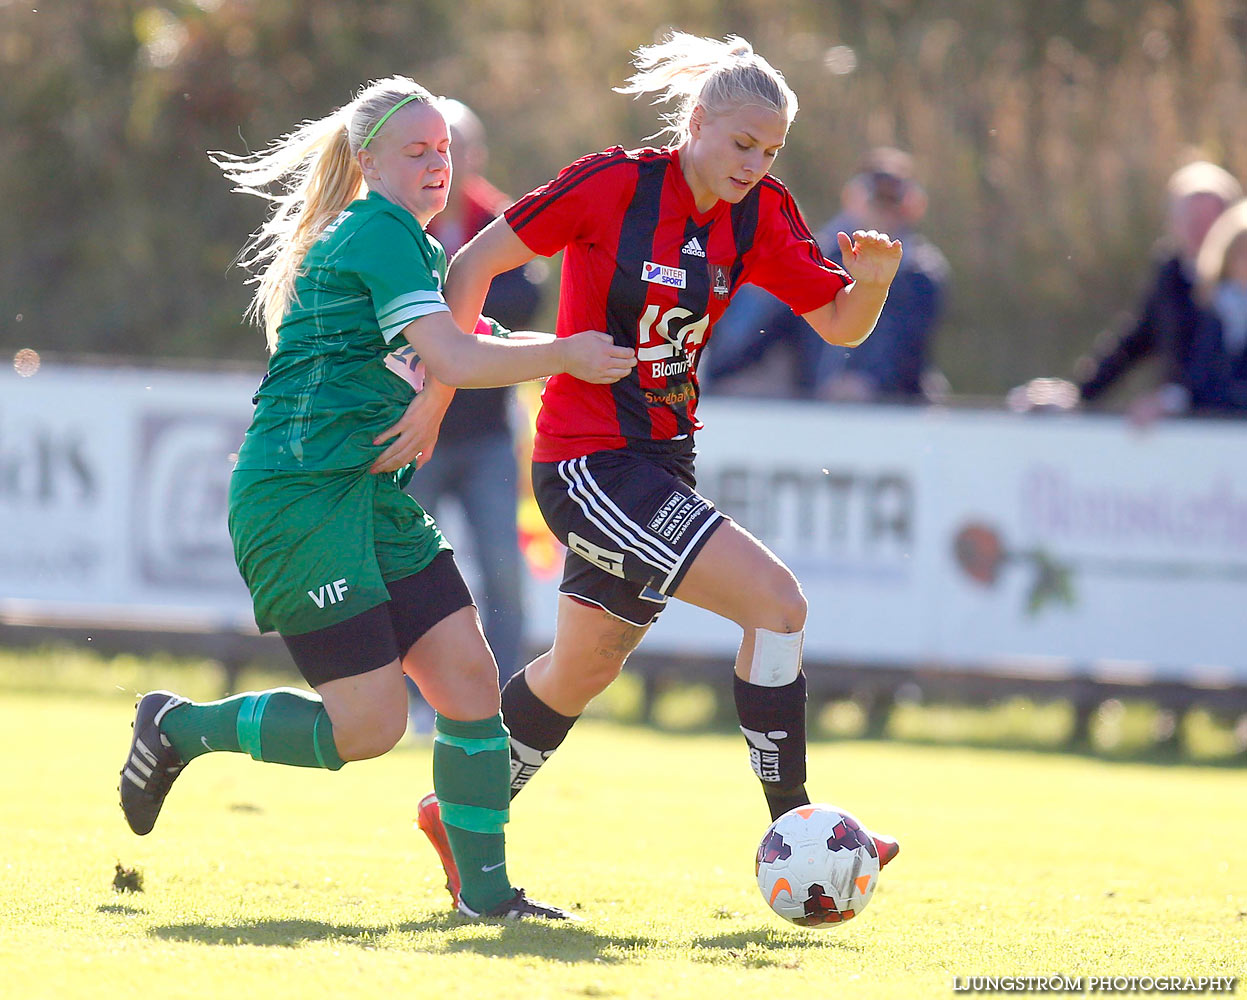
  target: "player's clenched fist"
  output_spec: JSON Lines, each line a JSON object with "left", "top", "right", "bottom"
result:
{"left": 836, "top": 229, "right": 903, "bottom": 288}
{"left": 559, "top": 330, "right": 638, "bottom": 384}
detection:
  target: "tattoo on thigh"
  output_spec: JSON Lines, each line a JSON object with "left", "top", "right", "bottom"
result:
{"left": 597, "top": 623, "right": 647, "bottom": 661}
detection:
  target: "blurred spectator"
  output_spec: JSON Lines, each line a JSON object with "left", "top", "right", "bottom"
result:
{"left": 1073, "top": 160, "right": 1242, "bottom": 423}
{"left": 405, "top": 99, "right": 542, "bottom": 727}
{"left": 1184, "top": 199, "right": 1247, "bottom": 414}
{"left": 703, "top": 146, "right": 949, "bottom": 402}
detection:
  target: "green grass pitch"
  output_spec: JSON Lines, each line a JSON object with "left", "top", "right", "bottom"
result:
{"left": 0, "top": 652, "right": 1242, "bottom": 999}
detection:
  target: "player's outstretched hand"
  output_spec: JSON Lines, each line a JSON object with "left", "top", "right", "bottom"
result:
{"left": 560, "top": 330, "right": 638, "bottom": 384}
{"left": 837, "top": 229, "right": 903, "bottom": 288}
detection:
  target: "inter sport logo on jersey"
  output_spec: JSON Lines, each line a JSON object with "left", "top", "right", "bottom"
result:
{"left": 641, "top": 261, "right": 687, "bottom": 289}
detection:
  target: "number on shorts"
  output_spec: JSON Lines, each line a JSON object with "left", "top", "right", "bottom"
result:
{"left": 567, "top": 532, "right": 626, "bottom": 578}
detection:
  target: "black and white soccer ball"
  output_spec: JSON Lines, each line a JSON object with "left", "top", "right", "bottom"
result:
{"left": 755, "top": 804, "right": 881, "bottom": 927}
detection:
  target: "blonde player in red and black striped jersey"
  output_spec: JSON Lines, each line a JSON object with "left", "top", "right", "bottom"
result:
{"left": 413, "top": 32, "right": 903, "bottom": 904}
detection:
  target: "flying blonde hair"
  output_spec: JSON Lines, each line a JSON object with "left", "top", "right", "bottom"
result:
{"left": 208, "top": 76, "right": 436, "bottom": 350}
{"left": 614, "top": 31, "right": 798, "bottom": 144}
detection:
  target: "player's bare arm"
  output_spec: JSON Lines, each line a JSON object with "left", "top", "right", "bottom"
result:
{"left": 375, "top": 216, "right": 541, "bottom": 476}
{"left": 372, "top": 320, "right": 547, "bottom": 475}
{"left": 401, "top": 310, "right": 635, "bottom": 389}
{"left": 802, "top": 229, "right": 903, "bottom": 348}
{"left": 379, "top": 221, "right": 531, "bottom": 477}
{"left": 445, "top": 216, "right": 538, "bottom": 334}
{"left": 370, "top": 380, "right": 454, "bottom": 474}
{"left": 371, "top": 314, "right": 634, "bottom": 475}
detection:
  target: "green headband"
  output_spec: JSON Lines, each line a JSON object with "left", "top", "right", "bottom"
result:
{"left": 359, "top": 94, "right": 423, "bottom": 150}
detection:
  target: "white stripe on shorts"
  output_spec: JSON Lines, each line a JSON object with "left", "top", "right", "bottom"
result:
{"left": 570, "top": 457, "right": 684, "bottom": 566}
{"left": 557, "top": 458, "right": 676, "bottom": 573}
{"left": 658, "top": 508, "right": 722, "bottom": 594}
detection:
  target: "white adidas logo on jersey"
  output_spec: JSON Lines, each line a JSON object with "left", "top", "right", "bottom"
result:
{"left": 681, "top": 236, "right": 706, "bottom": 257}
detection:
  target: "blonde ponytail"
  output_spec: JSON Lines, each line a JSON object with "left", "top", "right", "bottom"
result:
{"left": 615, "top": 31, "right": 798, "bottom": 144}
{"left": 209, "top": 76, "right": 435, "bottom": 350}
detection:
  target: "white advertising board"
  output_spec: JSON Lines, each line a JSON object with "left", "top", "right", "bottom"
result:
{"left": 0, "top": 364, "right": 257, "bottom": 628}
{"left": 3, "top": 365, "right": 1246, "bottom": 684}
{"left": 619, "top": 400, "right": 1247, "bottom": 684}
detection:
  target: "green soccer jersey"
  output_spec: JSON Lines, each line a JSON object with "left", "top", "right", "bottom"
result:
{"left": 234, "top": 191, "right": 450, "bottom": 472}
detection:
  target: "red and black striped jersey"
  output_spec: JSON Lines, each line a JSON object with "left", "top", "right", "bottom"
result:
{"left": 505, "top": 146, "right": 851, "bottom": 461}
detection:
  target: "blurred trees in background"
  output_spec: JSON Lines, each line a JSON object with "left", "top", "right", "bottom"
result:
{"left": 2, "top": 0, "right": 1245, "bottom": 396}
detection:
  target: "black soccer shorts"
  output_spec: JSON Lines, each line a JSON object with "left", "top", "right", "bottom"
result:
{"left": 282, "top": 550, "right": 474, "bottom": 687}
{"left": 531, "top": 441, "right": 727, "bottom": 626}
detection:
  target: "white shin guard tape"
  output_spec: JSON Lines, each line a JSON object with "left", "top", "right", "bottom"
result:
{"left": 747, "top": 628, "right": 804, "bottom": 687}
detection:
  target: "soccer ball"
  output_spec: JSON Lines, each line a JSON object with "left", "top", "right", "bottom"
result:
{"left": 755, "top": 804, "right": 881, "bottom": 927}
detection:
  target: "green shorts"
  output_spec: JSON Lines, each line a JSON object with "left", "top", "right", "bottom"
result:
{"left": 228, "top": 468, "right": 450, "bottom": 635}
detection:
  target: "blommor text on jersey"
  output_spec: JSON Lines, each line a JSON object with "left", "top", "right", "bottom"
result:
{"left": 649, "top": 357, "right": 692, "bottom": 378}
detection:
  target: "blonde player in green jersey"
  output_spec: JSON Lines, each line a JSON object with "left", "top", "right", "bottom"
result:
{"left": 117, "top": 76, "right": 635, "bottom": 921}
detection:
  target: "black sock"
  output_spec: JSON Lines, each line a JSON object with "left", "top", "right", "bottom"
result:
{"left": 761, "top": 784, "right": 811, "bottom": 822}
{"left": 500, "top": 668, "right": 579, "bottom": 798}
{"left": 734, "top": 673, "right": 810, "bottom": 822}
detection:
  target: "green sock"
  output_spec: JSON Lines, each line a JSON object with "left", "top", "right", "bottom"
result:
{"left": 433, "top": 713, "right": 513, "bottom": 913}
{"left": 160, "top": 688, "right": 344, "bottom": 770}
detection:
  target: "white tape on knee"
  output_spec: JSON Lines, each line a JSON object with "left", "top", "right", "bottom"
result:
{"left": 747, "top": 628, "right": 804, "bottom": 687}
